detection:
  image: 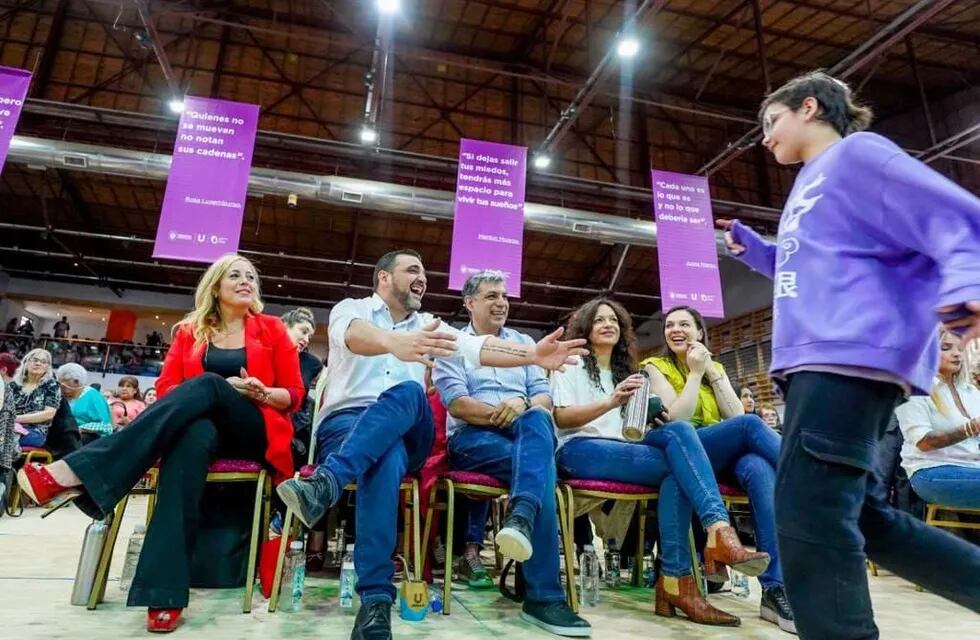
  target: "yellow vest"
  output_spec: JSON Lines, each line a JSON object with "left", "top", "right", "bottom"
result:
{"left": 640, "top": 355, "right": 725, "bottom": 427}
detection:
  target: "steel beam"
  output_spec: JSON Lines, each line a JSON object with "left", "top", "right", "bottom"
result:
{"left": 134, "top": 0, "right": 181, "bottom": 98}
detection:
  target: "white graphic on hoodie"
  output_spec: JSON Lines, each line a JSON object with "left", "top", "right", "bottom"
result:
{"left": 775, "top": 172, "right": 825, "bottom": 299}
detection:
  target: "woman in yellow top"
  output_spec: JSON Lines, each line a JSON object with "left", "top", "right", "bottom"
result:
{"left": 643, "top": 305, "right": 792, "bottom": 633}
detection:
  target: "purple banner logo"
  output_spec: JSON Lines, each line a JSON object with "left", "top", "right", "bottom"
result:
{"left": 153, "top": 96, "right": 259, "bottom": 263}
{"left": 449, "top": 138, "right": 527, "bottom": 297}
{"left": 651, "top": 169, "right": 725, "bottom": 318}
{"left": 0, "top": 66, "right": 31, "bottom": 174}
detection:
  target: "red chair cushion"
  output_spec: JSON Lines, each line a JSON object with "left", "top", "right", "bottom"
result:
{"left": 718, "top": 483, "right": 747, "bottom": 497}
{"left": 208, "top": 459, "right": 263, "bottom": 473}
{"left": 564, "top": 478, "right": 658, "bottom": 495}
{"left": 445, "top": 470, "right": 506, "bottom": 489}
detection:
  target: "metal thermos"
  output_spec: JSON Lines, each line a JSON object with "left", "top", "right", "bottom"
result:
{"left": 71, "top": 519, "right": 108, "bottom": 606}
{"left": 622, "top": 371, "right": 652, "bottom": 441}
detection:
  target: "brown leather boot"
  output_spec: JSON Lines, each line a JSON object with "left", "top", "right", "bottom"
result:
{"left": 704, "top": 524, "right": 770, "bottom": 579}
{"left": 654, "top": 574, "right": 740, "bottom": 626}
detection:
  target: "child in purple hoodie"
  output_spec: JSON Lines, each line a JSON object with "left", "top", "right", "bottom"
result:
{"left": 717, "top": 71, "right": 980, "bottom": 639}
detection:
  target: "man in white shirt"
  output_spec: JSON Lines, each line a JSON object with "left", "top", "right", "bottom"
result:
{"left": 434, "top": 271, "right": 590, "bottom": 637}
{"left": 277, "top": 250, "right": 586, "bottom": 640}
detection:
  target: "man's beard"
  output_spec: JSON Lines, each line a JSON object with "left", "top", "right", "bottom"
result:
{"left": 394, "top": 283, "right": 422, "bottom": 311}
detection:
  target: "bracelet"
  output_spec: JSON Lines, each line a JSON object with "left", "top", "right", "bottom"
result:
{"left": 706, "top": 375, "right": 723, "bottom": 384}
{"left": 967, "top": 419, "right": 979, "bottom": 438}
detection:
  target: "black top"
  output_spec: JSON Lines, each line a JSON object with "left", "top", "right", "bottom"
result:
{"left": 203, "top": 344, "right": 247, "bottom": 379}
{"left": 299, "top": 351, "right": 324, "bottom": 396}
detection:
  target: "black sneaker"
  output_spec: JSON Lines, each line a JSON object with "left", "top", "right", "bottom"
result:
{"left": 761, "top": 585, "right": 797, "bottom": 635}
{"left": 350, "top": 599, "right": 392, "bottom": 640}
{"left": 275, "top": 468, "right": 336, "bottom": 528}
{"left": 454, "top": 553, "right": 494, "bottom": 589}
{"left": 496, "top": 511, "right": 534, "bottom": 562}
{"left": 520, "top": 600, "right": 592, "bottom": 637}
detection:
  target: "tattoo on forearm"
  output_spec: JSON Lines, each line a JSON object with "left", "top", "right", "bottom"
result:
{"left": 481, "top": 343, "right": 530, "bottom": 358}
{"left": 919, "top": 422, "right": 975, "bottom": 451}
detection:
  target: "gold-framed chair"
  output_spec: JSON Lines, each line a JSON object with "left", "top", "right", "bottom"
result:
{"left": 87, "top": 460, "right": 272, "bottom": 613}
{"left": 420, "top": 470, "right": 577, "bottom": 616}
{"left": 268, "top": 375, "right": 425, "bottom": 612}
{"left": 925, "top": 504, "right": 980, "bottom": 531}
{"left": 6, "top": 447, "right": 53, "bottom": 515}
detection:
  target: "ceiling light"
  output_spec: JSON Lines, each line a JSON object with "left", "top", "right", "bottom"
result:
{"left": 533, "top": 154, "right": 552, "bottom": 170}
{"left": 377, "top": 0, "right": 401, "bottom": 14}
{"left": 616, "top": 36, "right": 640, "bottom": 58}
{"left": 155, "top": 315, "right": 159, "bottom": 319}
{"left": 88, "top": 309, "right": 93, "bottom": 313}
{"left": 360, "top": 126, "right": 378, "bottom": 144}
{"left": 168, "top": 99, "right": 185, "bottom": 114}
{"left": 277, "top": 283, "right": 282, "bottom": 288}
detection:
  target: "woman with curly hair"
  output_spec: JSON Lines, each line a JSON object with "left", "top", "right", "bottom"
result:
{"left": 551, "top": 298, "right": 771, "bottom": 629}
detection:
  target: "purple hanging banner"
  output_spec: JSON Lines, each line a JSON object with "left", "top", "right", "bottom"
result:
{"left": 0, "top": 66, "right": 31, "bottom": 174}
{"left": 651, "top": 169, "right": 725, "bottom": 318}
{"left": 153, "top": 96, "right": 259, "bottom": 263}
{"left": 449, "top": 138, "right": 527, "bottom": 296}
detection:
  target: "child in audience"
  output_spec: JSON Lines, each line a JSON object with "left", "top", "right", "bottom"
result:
{"left": 718, "top": 70, "right": 980, "bottom": 638}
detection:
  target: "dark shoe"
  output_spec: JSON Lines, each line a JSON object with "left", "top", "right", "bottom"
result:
{"left": 761, "top": 585, "right": 797, "bottom": 634}
{"left": 654, "top": 574, "right": 740, "bottom": 627}
{"left": 350, "top": 600, "right": 392, "bottom": 640}
{"left": 455, "top": 553, "right": 493, "bottom": 589}
{"left": 703, "top": 524, "right": 770, "bottom": 579}
{"left": 520, "top": 600, "right": 592, "bottom": 637}
{"left": 275, "top": 468, "right": 336, "bottom": 528}
{"left": 496, "top": 511, "right": 533, "bottom": 562}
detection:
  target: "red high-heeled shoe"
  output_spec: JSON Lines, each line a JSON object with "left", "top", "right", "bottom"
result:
{"left": 16, "top": 463, "right": 79, "bottom": 506}
{"left": 147, "top": 608, "right": 183, "bottom": 633}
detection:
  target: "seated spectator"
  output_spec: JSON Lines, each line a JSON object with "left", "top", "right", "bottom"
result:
{"left": 760, "top": 404, "right": 782, "bottom": 434}
{"left": 101, "top": 388, "right": 115, "bottom": 403}
{"left": 738, "top": 384, "right": 756, "bottom": 415}
{"left": 143, "top": 387, "right": 157, "bottom": 406}
{"left": 10, "top": 348, "right": 60, "bottom": 448}
{"left": 553, "top": 298, "right": 774, "bottom": 629}
{"left": 111, "top": 376, "right": 146, "bottom": 427}
{"left": 433, "top": 271, "right": 589, "bottom": 631}
{"left": 56, "top": 363, "right": 114, "bottom": 443}
{"left": 0, "top": 354, "right": 20, "bottom": 501}
{"left": 16, "top": 254, "right": 304, "bottom": 633}
{"left": 896, "top": 329, "right": 980, "bottom": 510}
{"left": 642, "top": 306, "right": 793, "bottom": 632}
{"left": 275, "top": 249, "right": 588, "bottom": 640}
{"left": 279, "top": 307, "right": 323, "bottom": 468}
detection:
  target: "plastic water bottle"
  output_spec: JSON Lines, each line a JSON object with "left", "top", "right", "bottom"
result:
{"left": 333, "top": 522, "right": 346, "bottom": 566}
{"left": 339, "top": 543, "right": 357, "bottom": 614}
{"left": 429, "top": 592, "right": 442, "bottom": 614}
{"left": 578, "top": 545, "right": 599, "bottom": 606}
{"left": 279, "top": 540, "right": 306, "bottom": 612}
{"left": 731, "top": 569, "right": 750, "bottom": 598}
{"left": 604, "top": 538, "right": 621, "bottom": 589}
{"left": 119, "top": 523, "right": 146, "bottom": 591}
{"left": 71, "top": 519, "right": 108, "bottom": 606}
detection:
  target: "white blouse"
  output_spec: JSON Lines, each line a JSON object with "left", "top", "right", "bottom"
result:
{"left": 550, "top": 358, "right": 624, "bottom": 448}
{"left": 895, "top": 379, "right": 980, "bottom": 477}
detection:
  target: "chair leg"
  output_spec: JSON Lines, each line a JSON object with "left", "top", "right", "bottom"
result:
{"left": 420, "top": 484, "right": 438, "bottom": 571}
{"left": 491, "top": 499, "right": 503, "bottom": 570}
{"left": 269, "top": 510, "right": 295, "bottom": 613}
{"left": 632, "top": 499, "right": 646, "bottom": 587}
{"left": 145, "top": 470, "right": 158, "bottom": 526}
{"left": 443, "top": 481, "right": 455, "bottom": 616}
{"left": 556, "top": 487, "right": 578, "bottom": 610}
{"left": 412, "top": 480, "right": 422, "bottom": 582}
{"left": 565, "top": 486, "right": 579, "bottom": 614}
{"left": 242, "top": 471, "right": 266, "bottom": 614}
{"left": 88, "top": 495, "right": 130, "bottom": 610}
{"left": 688, "top": 527, "right": 704, "bottom": 597}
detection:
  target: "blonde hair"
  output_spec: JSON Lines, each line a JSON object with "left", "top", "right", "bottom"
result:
{"left": 12, "top": 348, "right": 54, "bottom": 386}
{"left": 176, "top": 254, "right": 264, "bottom": 346}
{"left": 930, "top": 329, "right": 972, "bottom": 416}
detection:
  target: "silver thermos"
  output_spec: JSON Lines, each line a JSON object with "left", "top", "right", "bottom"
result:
{"left": 622, "top": 371, "right": 652, "bottom": 441}
{"left": 71, "top": 518, "right": 108, "bottom": 606}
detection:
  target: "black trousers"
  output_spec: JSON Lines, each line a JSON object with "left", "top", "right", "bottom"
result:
{"left": 776, "top": 372, "right": 980, "bottom": 640}
{"left": 65, "top": 373, "right": 267, "bottom": 608}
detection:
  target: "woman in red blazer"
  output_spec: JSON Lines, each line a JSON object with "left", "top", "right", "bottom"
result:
{"left": 18, "top": 254, "right": 303, "bottom": 633}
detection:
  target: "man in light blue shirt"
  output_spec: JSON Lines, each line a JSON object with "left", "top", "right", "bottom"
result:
{"left": 434, "top": 271, "right": 590, "bottom": 637}
{"left": 276, "top": 250, "right": 587, "bottom": 640}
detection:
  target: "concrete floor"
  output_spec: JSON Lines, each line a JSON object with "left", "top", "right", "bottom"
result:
{"left": 1, "top": 496, "right": 975, "bottom": 639}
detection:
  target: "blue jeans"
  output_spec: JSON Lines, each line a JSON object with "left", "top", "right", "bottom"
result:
{"left": 556, "top": 421, "right": 730, "bottom": 579}
{"left": 19, "top": 427, "right": 46, "bottom": 448}
{"left": 315, "top": 381, "right": 435, "bottom": 604}
{"left": 696, "top": 414, "right": 783, "bottom": 588}
{"left": 910, "top": 465, "right": 980, "bottom": 509}
{"left": 463, "top": 498, "right": 491, "bottom": 547}
{"left": 447, "top": 407, "right": 564, "bottom": 603}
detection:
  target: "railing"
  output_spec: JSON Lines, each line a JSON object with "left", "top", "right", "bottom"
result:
{"left": 0, "top": 332, "right": 169, "bottom": 377}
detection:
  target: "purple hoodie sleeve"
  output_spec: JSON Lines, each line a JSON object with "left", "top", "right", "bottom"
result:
{"left": 729, "top": 220, "right": 777, "bottom": 280}
{"left": 877, "top": 151, "right": 980, "bottom": 311}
